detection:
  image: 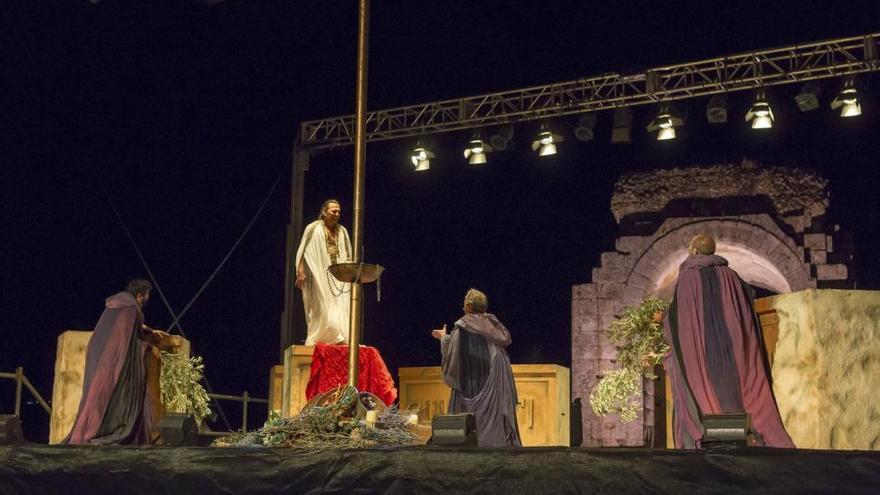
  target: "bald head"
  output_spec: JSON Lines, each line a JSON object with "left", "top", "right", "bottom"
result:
{"left": 688, "top": 234, "right": 716, "bottom": 255}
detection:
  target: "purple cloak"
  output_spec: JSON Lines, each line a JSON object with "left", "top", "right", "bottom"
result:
{"left": 64, "top": 292, "right": 153, "bottom": 445}
{"left": 440, "top": 313, "right": 522, "bottom": 447}
{"left": 663, "top": 254, "right": 794, "bottom": 449}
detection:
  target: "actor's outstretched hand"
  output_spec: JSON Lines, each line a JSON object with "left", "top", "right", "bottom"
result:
{"left": 431, "top": 325, "right": 447, "bottom": 340}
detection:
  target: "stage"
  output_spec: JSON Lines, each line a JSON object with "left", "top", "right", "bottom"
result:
{"left": 2, "top": 445, "right": 879, "bottom": 494}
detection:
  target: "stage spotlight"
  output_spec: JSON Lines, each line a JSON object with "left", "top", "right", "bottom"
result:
{"left": 706, "top": 95, "right": 728, "bottom": 123}
{"left": 611, "top": 107, "right": 633, "bottom": 144}
{"left": 430, "top": 413, "right": 477, "bottom": 447}
{"left": 410, "top": 145, "right": 434, "bottom": 172}
{"left": 159, "top": 413, "right": 199, "bottom": 446}
{"left": 646, "top": 105, "right": 682, "bottom": 141}
{"left": 489, "top": 125, "right": 514, "bottom": 151}
{"left": 831, "top": 81, "right": 862, "bottom": 117}
{"left": 463, "top": 137, "right": 492, "bottom": 165}
{"left": 573, "top": 113, "right": 597, "bottom": 142}
{"left": 795, "top": 82, "right": 822, "bottom": 112}
{"left": 0, "top": 415, "right": 23, "bottom": 445}
{"left": 701, "top": 413, "right": 751, "bottom": 447}
{"left": 745, "top": 91, "right": 774, "bottom": 129}
{"left": 531, "top": 127, "right": 563, "bottom": 156}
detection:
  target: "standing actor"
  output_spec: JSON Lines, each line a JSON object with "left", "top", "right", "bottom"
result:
{"left": 432, "top": 288, "right": 522, "bottom": 447}
{"left": 65, "top": 279, "right": 169, "bottom": 445}
{"left": 663, "top": 234, "right": 795, "bottom": 448}
{"left": 295, "top": 199, "right": 354, "bottom": 345}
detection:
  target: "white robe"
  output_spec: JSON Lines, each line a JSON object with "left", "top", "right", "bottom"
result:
{"left": 295, "top": 220, "right": 353, "bottom": 345}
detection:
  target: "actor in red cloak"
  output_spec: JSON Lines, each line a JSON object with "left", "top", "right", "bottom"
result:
{"left": 64, "top": 279, "right": 167, "bottom": 445}
{"left": 663, "top": 234, "right": 794, "bottom": 449}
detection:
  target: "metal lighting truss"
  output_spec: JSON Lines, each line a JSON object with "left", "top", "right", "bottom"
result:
{"left": 299, "top": 33, "right": 879, "bottom": 149}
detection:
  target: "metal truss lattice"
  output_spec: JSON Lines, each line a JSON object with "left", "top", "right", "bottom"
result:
{"left": 300, "top": 33, "right": 880, "bottom": 149}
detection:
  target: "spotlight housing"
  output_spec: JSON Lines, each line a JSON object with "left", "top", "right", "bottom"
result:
{"left": 831, "top": 81, "right": 862, "bottom": 117}
{"left": 795, "top": 81, "right": 822, "bottom": 112}
{"left": 573, "top": 113, "right": 597, "bottom": 142}
{"left": 745, "top": 91, "right": 774, "bottom": 129}
{"left": 611, "top": 107, "right": 633, "bottom": 143}
{"left": 489, "top": 125, "right": 514, "bottom": 151}
{"left": 410, "top": 146, "right": 435, "bottom": 172}
{"left": 706, "top": 95, "right": 728, "bottom": 123}
{"left": 531, "top": 128, "right": 563, "bottom": 156}
{"left": 463, "top": 138, "right": 492, "bottom": 165}
{"left": 646, "top": 105, "right": 683, "bottom": 141}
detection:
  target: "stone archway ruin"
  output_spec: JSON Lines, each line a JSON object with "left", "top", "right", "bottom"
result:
{"left": 571, "top": 161, "right": 854, "bottom": 447}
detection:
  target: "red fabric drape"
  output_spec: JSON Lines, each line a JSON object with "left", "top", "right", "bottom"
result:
{"left": 305, "top": 344, "right": 398, "bottom": 406}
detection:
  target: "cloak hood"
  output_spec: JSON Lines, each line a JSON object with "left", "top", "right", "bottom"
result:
{"left": 455, "top": 313, "right": 511, "bottom": 347}
{"left": 680, "top": 254, "right": 728, "bottom": 271}
{"left": 105, "top": 292, "right": 139, "bottom": 310}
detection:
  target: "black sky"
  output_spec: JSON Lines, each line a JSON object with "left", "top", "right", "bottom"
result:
{"left": 2, "top": 0, "right": 880, "bottom": 441}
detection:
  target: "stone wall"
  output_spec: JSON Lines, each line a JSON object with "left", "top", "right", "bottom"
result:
{"left": 770, "top": 290, "right": 880, "bottom": 450}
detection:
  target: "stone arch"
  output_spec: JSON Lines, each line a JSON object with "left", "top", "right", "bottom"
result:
{"left": 572, "top": 164, "right": 853, "bottom": 447}
{"left": 623, "top": 218, "right": 812, "bottom": 305}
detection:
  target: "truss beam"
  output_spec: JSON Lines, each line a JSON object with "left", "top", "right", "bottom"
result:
{"left": 300, "top": 33, "right": 880, "bottom": 149}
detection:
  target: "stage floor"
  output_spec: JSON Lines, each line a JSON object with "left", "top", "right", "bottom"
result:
{"left": 2, "top": 444, "right": 879, "bottom": 494}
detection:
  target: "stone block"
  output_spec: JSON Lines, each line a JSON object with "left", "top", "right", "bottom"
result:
{"left": 597, "top": 298, "right": 615, "bottom": 315}
{"left": 631, "top": 264, "right": 661, "bottom": 287}
{"left": 600, "top": 252, "right": 624, "bottom": 270}
{"left": 804, "top": 233, "right": 826, "bottom": 250}
{"left": 600, "top": 345, "right": 619, "bottom": 360}
{"left": 574, "top": 314, "right": 599, "bottom": 338}
{"left": 599, "top": 315, "right": 617, "bottom": 333}
{"left": 784, "top": 214, "right": 806, "bottom": 233}
{"left": 622, "top": 286, "right": 646, "bottom": 307}
{"left": 598, "top": 282, "right": 623, "bottom": 299}
{"left": 572, "top": 283, "right": 596, "bottom": 300}
{"left": 816, "top": 263, "right": 848, "bottom": 280}
{"left": 572, "top": 337, "right": 592, "bottom": 351}
{"left": 592, "top": 267, "right": 625, "bottom": 283}
{"left": 826, "top": 235, "right": 834, "bottom": 253}
{"left": 573, "top": 296, "right": 597, "bottom": 316}
{"left": 803, "top": 213, "right": 813, "bottom": 229}
{"left": 810, "top": 249, "right": 827, "bottom": 265}
{"left": 764, "top": 235, "right": 785, "bottom": 259}
{"left": 626, "top": 272, "right": 650, "bottom": 290}
{"left": 615, "top": 236, "right": 645, "bottom": 254}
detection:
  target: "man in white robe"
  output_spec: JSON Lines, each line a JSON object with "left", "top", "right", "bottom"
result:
{"left": 295, "top": 199, "right": 353, "bottom": 345}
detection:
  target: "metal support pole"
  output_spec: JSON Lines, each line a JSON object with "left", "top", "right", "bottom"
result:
{"left": 348, "top": 0, "right": 370, "bottom": 388}
{"left": 21, "top": 375, "right": 52, "bottom": 415}
{"left": 241, "top": 391, "right": 250, "bottom": 433}
{"left": 281, "top": 149, "right": 310, "bottom": 361}
{"left": 14, "top": 367, "right": 23, "bottom": 417}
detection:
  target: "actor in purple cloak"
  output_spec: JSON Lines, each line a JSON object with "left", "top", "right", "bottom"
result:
{"left": 65, "top": 279, "right": 167, "bottom": 445}
{"left": 432, "top": 288, "right": 521, "bottom": 447}
{"left": 663, "top": 234, "right": 794, "bottom": 449}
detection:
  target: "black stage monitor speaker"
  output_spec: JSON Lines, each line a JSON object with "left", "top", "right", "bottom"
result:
{"left": 159, "top": 413, "right": 199, "bottom": 446}
{"left": 0, "top": 415, "right": 24, "bottom": 445}
{"left": 431, "top": 413, "right": 477, "bottom": 447}
{"left": 702, "top": 413, "right": 751, "bottom": 447}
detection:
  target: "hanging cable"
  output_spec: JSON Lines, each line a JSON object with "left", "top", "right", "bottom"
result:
{"left": 165, "top": 155, "right": 289, "bottom": 334}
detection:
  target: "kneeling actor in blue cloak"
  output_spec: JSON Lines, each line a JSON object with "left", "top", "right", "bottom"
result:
{"left": 432, "top": 288, "right": 522, "bottom": 447}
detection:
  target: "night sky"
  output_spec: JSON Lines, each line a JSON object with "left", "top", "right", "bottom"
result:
{"left": 3, "top": 0, "right": 880, "bottom": 441}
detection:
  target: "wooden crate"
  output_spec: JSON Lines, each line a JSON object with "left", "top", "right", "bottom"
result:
{"left": 398, "top": 364, "right": 571, "bottom": 446}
